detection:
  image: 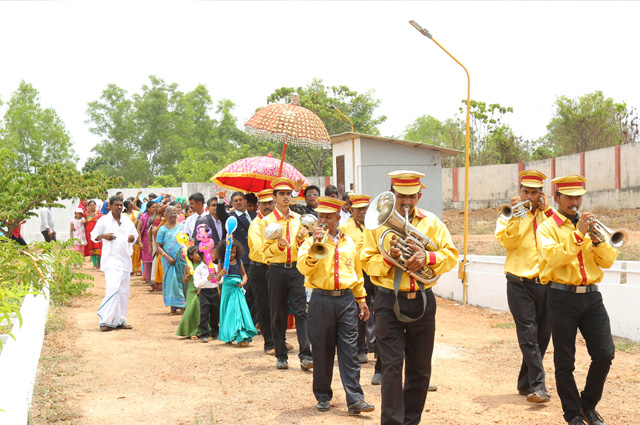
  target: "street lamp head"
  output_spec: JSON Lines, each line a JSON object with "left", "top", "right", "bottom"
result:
{"left": 327, "top": 103, "right": 337, "bottom": 110}
{"left": 409, "top": 20, "right": 432, "bottom": 39}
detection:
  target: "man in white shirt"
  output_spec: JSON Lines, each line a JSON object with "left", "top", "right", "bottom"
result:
{"left": 40, "top": 207, "right": 56, "bottom": 242}
{"left": 91, "top": 196, "right": 138, "bottom": 331}
{"left": 184, "top": 193, "right": 208, "bottom": 241}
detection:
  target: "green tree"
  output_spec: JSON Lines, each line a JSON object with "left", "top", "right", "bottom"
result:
{"left": 546, "top": 91, "right": 638, "bottom": 155}
{"left": 265, "top": 78, "right": 387, "bottom": 176}
{"left": 0, "top": 149, "right": 120, "bottom": 237}
{"left": 401, "top": 115, "right": 466, "bottom": 167}
{"left": 85, "top": 76, "right": 217, "bottom": 186}
{"left": 1, "top": 81, "right": 77, "bottom": 172}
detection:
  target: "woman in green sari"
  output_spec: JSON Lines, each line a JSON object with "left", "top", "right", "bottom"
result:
{"left": 176, "top": 246, "right": 202, "bottom": 338}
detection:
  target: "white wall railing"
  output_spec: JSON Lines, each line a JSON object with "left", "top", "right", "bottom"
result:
{"left": 434, "top": 255, "right": 640, "bottom": 342}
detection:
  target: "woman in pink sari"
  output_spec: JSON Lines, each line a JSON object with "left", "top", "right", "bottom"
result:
{"left": 137, "top": 201, "right": 157, "bottom": 284}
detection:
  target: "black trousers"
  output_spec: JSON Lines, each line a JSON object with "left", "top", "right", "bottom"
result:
{"left": 266, "top": 264, "right": 311, "bottom": 361}
{"left": 375, "top": 288, "right": 436, "bottom": 425}
{"left": 548, "top": 288, "right": 615, "bottom": 422}
{"left": 309, "top": 290, "right": 364, "bottom": 405}
{"left": 41, "top": 230, "right": 56, "bottom": 242}
{"left": 250, "top": 262, "right": 273, "bottom": 350}
{"left": 9, "top": 235, "right": 27, "bottom": 246}
{"left": 356, "top": 273, "right": 376, "bottom": 356}
{"left": 506, "top": 279, "right": 552, "bottom": 393}
{"left": 198, "top": 288, "right": 220, "bottom": 338}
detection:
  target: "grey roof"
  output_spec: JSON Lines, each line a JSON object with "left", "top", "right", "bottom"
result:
{"left": 329, "top": 132, "right": 463, "bottom": 158}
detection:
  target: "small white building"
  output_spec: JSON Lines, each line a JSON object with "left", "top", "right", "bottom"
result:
{"left": 330, "top": 132, "right": 461, "bottom": 218}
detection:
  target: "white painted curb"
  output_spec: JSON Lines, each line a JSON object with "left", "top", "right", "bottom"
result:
{"left": 0, "top": 283, "right": 50, "bottom": 424}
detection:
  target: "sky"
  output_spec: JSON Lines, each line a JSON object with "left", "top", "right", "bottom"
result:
{"left": 1, "top": 1, "right": 639, "bottom": 169}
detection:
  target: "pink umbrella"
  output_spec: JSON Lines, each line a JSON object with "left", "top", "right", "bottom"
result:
{"left": 211, "top": 154, "right": 310, "bottom": 193}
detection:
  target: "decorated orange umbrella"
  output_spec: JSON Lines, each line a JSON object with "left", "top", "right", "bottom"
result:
{"left": 211, "top": 154, "right": 310, "bottom": 193}
{"left": 244, "top": 93, "right": 331, "bottom": 176}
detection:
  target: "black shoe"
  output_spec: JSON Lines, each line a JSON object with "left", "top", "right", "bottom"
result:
{"left": 201, "top": 336, "right": 209, "bottom": 343}
{"left": 371, "top": 373, "right": 382, "bottom": 385}
{"left": 316, "top": 401, "right": 330, "bottom": 412}
{"left": 581, "top": 409, "right": 606, "bottom": 425}
{"left": 347, "top": 400, "right": 375, "bottom": 415}
{"left": 526, "top": 390, "right": 550, "bottom": 403}
{"left": 569, "top": 416, "right": 586, "bottom": 425}
{"left": 357, "top": 353, "right": 369, "bottom": 364}
{"left": 276, "top": 359, "right": 288, "bottom": 370}
{"left": 300, "top": 358, "right": 313, "bottom": 370}
{"left": 428, "top": 384, "right": 438, "bottom": 392}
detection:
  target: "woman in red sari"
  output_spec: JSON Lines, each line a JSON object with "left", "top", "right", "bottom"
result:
{"left": 84, "top": 200, "right": 103, "bottom": 269}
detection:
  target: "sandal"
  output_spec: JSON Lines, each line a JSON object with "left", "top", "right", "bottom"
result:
{"left": 117, "top": 323, "right": 133, "bottom": 330}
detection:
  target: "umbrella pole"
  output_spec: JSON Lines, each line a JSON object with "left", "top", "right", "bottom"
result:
{"left": 278, "top": 136, "right": 289, "bottom": 177}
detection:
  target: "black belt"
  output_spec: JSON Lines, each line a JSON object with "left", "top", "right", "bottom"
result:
{"left": 269, "top": 261, "right": 296, "bottom": 269}
{"left": 377, "top": 286, "right": 431, "bottom": 299}
{"left": 550, "top": 282, "right": 598, "bottom": 294}
{"left": 250, "top": 261, "right": 268, "bottom": 268}
{"left": 312, "top": 288, "right": 352, "bottom": 297}
{"left": 506, "top": 273, "right": 541, "bottom": 285}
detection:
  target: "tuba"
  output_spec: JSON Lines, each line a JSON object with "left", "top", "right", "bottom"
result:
{"left": 364, "top": 191, "right": 439, "bottom": 285}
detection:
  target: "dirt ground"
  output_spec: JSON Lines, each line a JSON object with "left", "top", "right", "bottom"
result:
{"left": 29, "top": 209, "right": 640, "bottom": 425}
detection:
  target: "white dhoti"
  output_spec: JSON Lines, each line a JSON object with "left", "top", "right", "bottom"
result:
{"left": 97, "top": 269, "right": 131, "bottom": 327}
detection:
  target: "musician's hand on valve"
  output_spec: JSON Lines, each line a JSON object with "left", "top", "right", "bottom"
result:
{"left": 405, "top": 241, "right": 427, "bottom": 272}
{"left": 389, "top": 235, "right": 402, "bottom": 259}
{"left": 313, "top": 228, "right": 325, "bottom": 242}
{"left": 297, "top": 226, "right": 309, "bottom": 241}
{"left": 578, "top": 211, "right": 594, "bottom": 236}
{"left": 510, "top": 196, "right": 521, "bottom": 207}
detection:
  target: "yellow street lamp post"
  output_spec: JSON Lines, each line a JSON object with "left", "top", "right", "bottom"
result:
{"left": 409, "top": 20, "right": 471, "bottom": 304}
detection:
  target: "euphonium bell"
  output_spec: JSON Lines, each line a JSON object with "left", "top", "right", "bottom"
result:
{"left": 364, "top": 191, "right": 439, "bottom": 285}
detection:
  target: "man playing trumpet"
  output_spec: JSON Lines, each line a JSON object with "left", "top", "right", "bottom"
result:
{"left": 537, "top": 175, "right": 617, "bottom": 425}
{"left": 361, "top": 170, "right": 458, "bottom": 425}
{"left": 495, "top": 170, "right": 555, "bottom": 403}
{"left": 297, "top": 196, "right": 375, "bottom": 415}
{"left": 261, "top": 177, "right": 313, "bottom": 371}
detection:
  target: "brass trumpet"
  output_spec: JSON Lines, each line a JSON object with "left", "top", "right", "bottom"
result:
{"left": 498, "top": 199, "right": 532, "bottom": 220}
{"left": 571, "top": 207, "right": 627, "bottom": 248}
{"left": 309, "top": 225, "right": 330, "bottom": 259}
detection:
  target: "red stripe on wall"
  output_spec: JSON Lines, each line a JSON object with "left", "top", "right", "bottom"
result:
{"left": 452, "top": 167, "right": 459, "bottom": 203}
{"left": 551, "top": 158, "right": 556, "bottom": 180}
{"left": 518, "top": 162, "right": 524, "bottom": 173}
{"left": 580, "top": 152, "right": 585, "bottom": 176}
{"left": 615, "top": 145, "right": 621, "bottom": 190}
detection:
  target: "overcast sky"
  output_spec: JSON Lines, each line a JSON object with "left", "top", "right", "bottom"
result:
{"left": 1, "top": 1, "right": 639, "bottom": 168}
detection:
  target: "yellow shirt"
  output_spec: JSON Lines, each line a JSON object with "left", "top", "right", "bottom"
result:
{"left": 360, "top": 208, "right": 458, "bottom": 291}
{"left": 297, "top": 231, "right": 366, "bottom": 301}
{"left": 537, "top": 211, "right": 618, "bottom": 285}
{"left": 495, "top": 206, "right": 554, "bottom": 279}
{"left": 248, "top": 212, "right": 267, "bottom": 264}
{"left": 342, "top": 218, "right": 365, "bottom": 256}
{"left": 260, "top": 207, "right": 304, "bottom": 265}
